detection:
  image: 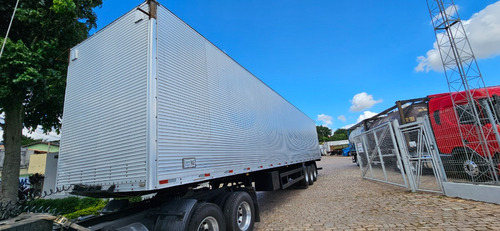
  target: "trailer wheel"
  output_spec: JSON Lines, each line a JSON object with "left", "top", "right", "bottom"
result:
{"left": 223, "top": 191, "right": 254, "bottom": 231}
{"left": 187, "top": 202, "right": 226, "bottom": 231}
{"left": 307, "top": 165, "right": 314, "bottom": 185}
{"left": 311, "top": 164, "right": 318, "bottom": 182}
{"left": 298, "top": 166, "right": 310, "bottom": 188}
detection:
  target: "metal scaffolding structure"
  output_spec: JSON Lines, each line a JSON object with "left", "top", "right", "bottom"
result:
{"left": 426, "top": 0, "right": 500, "bottom": 182}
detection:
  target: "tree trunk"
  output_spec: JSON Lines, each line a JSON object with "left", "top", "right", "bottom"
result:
{"left": 1, "top": 103, "right": 23, "bottom": 204}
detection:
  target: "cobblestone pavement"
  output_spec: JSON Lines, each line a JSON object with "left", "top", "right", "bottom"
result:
{"left": 254, "top": 156, "right": 500, "bottom": 231}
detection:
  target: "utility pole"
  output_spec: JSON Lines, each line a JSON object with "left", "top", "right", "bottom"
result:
{"left": 0, "top": 0, "right": 20, "bottom": 60}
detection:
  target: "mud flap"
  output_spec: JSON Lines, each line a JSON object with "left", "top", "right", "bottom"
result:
{"left": 153, "top": 199, "right": 197, "bottom": 231}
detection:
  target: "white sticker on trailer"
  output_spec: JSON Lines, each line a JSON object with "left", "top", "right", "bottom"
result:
{"left": 183, "top": 158, "right": 196, "bottom": 169}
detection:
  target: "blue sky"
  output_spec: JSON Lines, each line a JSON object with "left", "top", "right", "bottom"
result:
{"left": 112, "top": 0, "right": 495, "bottom": 131}
{"left": 3, "top": 0, "right": 499, "bottom": 141}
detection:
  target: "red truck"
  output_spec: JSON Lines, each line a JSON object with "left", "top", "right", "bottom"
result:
{"left": 349, "top": 86, "right": 500, "bottom": 180}
{"left": 428, "top": 86, "right": 500, "bottom": 179}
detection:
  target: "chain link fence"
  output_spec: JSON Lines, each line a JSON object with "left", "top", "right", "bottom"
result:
{"left": 351, "top": 122, "right": 408, "bottom": 188}
{"left": 432, "top": 99, "right": 500, "bottom": 185}
{"left": 351, "top": 97, "right": 500, "bottom": 195}
{"left": 352, "top": 118, "right": 446, "bottom": 194}
{"left": 394, "top": 119, "right": 446, "bottom": 193}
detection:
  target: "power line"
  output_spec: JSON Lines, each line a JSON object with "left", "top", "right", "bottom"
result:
{"left": 0, "top": 0, "right": 20, "bottom": 60}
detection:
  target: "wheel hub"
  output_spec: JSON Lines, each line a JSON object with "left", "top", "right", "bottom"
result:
{"left": 197, "top": 216, "right": 219, "bottom": 231}
{"left": 237, "top": 201, "right": 251, "bottom": 230}
{"left": 463, "top": 159, "right": 480, "bottom": 177}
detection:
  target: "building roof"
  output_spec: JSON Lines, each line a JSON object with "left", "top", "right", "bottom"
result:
{"left": 22, "top": 141, "right": 59, "bottom": 147}
{"left": 23, "top": 142, "right": 59, "bottom": 153}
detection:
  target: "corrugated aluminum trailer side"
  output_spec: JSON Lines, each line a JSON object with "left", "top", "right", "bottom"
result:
{"left": 57, "top": 2, "right": 320, "bottom": 193}
{"left": 153, "top": 5, "right": 320, "bottom": 191}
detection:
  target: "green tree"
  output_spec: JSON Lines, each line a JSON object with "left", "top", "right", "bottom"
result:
{"left": 331, "top": 128, "right": 348, "bottom": 141}
{"left": 21, "top": 135, "right": 41, "bottom": 146}
{"left": 0, "top": 0, "right": 102, "bottom": 203}
{"left": 316, "top": 126, "right": 332, "bottom": 143}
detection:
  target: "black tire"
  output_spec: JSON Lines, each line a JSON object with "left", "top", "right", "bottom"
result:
{"left": 223, "top": 191, "right": 255, "bottom": 231}
{"left": 307, "top": 165, "right": 314, "bottom": 185}
{"left": 352, "top": 153, "right": 359, "bottom": 166}
{"left": 358, "top": 153, "right": 368, "bottom": 167}
{"left": 390, "top": 157, "right": 403, "bottom": 173}
{"left": 453, "top": 148, "right": 491, "bottom": 182}
{"left": 187, "top": 202, "right": 226, "bottom": 231}
{"left": 298, "top": 166, "right": 309, "bottom": 189}
{"left": 311, "top": 164, "right": 318, "bottom": 182}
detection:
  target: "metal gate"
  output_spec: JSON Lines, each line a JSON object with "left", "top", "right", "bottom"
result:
{"left": 352, "top": 122, "right": 409, "bottom": 188}
{"left": 393, "top": 118, "right": 446, "bottom": 193}
{"left": 352, "top": 117, "right": 446, "bottom": 193}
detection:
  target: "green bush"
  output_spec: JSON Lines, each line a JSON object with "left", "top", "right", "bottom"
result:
{"left": 24, "top": 196, "right": 145, "bottom": 220}
{"left": 24, "top": 197, "right": 106, "bottom": 217}
{"left": 63, "top": 199, "right": 107, "bottom": 219}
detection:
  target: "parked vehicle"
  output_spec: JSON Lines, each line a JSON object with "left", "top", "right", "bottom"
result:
{"left": 55, "top": 1, "right": 320, "bottom": 230}
{"left": 348, "top": 87, "right": 500, "bottom": 179}
{"left": 428, "top": 88, "right": 500, "bottom": 178}
{"left": 342, "top": 145, "right": 353, "bottom": 157}
{"left": 320, "top": 140, "right": 349, "bottom": 156}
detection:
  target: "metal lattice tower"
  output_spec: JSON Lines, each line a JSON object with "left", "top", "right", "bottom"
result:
{"left": 426, "top": 0, "right": 500, "bottom": 181}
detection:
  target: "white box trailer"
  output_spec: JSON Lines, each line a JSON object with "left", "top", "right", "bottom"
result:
{"left": 54, "top": 1, "right": 320, "bottom": 230}
{"left": 321, "top": 140, "right": 349, "bottom": 155}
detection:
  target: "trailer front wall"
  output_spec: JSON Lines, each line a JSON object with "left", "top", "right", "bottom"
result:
{"left": 155, "top": 6, "right": 320, "bottom": 188}
{"left": 57, "top": 5, "right": 151, "bottom": 191}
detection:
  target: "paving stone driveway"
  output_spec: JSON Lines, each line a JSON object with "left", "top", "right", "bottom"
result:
{"left": 254, "top": 156, "right": 500, "bottom": 231}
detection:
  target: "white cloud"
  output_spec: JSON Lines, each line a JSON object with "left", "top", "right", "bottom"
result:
{"left": 317, "top": 114, "right": 333, "bottom": 127}
{"left": 0, "top": 113, "right": 60, "bottom": 142}
{"left": 416, "top": 1, "right": 500, "bottom": 72}
{"left": 22, "top": 127, "right": 60, "bottom": 141}
{"left": 342, "top": 124, "right": 355, "bottom": 130}
{"left": 415, "top": 41, "right": 443, "bottom": 72}
{"left": 337, "top": 115, "right": 346, "bottom": 122}
{"left": 349, "top": 92, "right": 382, "bottom": 112}
{"left": 0, "top": 127, "right": 60, "bottom": 143}
{"left": 357, "top": 111, "right": 378, "bottom": 123}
